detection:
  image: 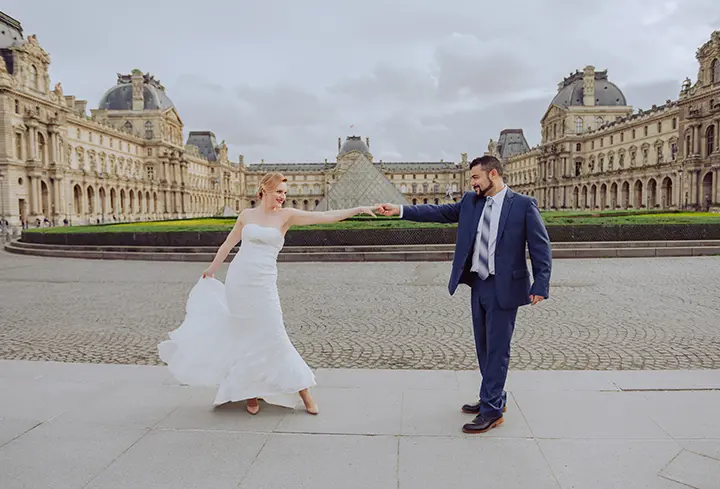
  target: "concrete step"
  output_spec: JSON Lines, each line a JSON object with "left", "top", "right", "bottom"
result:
{"left": 5, "top": 241, "right": 720, "bottom": 262}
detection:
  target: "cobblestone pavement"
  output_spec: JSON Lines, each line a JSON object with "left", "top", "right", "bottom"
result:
{"left": 1, "top": 250, "right": 719, "bottom": 370}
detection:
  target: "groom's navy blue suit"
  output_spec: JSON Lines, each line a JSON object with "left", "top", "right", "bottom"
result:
{"left": 402, "top": 187, "right": 551, "bottom": 417}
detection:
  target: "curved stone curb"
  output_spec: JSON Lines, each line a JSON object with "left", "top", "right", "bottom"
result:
{"left": 5, "top": 240, "right": 720, "bottom": 262}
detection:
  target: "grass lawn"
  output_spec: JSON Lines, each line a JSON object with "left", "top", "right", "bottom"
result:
{"left": 24, "top": 210, "right": 720, "bottom": 234}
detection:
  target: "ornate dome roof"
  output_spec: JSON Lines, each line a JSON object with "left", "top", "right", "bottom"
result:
{"left": 551, "top": 69, "right": 627, "bottom": 108}
{"left": 338, "top": 136, "right": 371, "bottom": 156}
{"left": 98, "top": 71, "right": 174, "bottom": 111}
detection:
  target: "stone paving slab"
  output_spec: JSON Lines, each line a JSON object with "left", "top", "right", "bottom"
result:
{"left": 2, "top": 251, "right": 720, "bottom": 372}
{"left": 1, "top": 361, "right": 719, "bottom": 488}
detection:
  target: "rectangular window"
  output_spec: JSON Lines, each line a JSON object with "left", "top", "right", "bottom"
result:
{"left": 15, "top": 133, "right": 22, "bottom": 159}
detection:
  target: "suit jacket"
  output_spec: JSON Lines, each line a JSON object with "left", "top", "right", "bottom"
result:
{"left": 402, "top": 188, "right": 552, "bottom": 309}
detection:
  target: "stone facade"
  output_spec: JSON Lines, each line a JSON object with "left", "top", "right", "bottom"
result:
{"left": 505, "top": 31, "right": 720, "bottom": 211}
{"left": 0, "top": 12, "right": 468, "bottom": 229}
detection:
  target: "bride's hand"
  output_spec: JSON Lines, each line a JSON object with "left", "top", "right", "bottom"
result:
{"left": 357, "top": 206, "right": 378, "bottom": 217}
{"left": 201, "top": 268, "right": 215, "bottom": 279}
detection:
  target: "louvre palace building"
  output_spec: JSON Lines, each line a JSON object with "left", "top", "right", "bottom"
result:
{"left": 0, "top": 11, "right": 469, "bottom": 228}
{"left": 1, "top": 9, "right": 718, "bottom": 229}
{"left": 503, "top": 31, "right": 720, "bottom": 212}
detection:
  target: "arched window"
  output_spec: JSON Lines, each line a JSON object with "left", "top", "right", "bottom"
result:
{"left": 576, "top": 117, "right": 583, "bottom": 134}
{"left": 712, "top": 59, "right": 719, "bottom": 83}
{"left": 144, "top": 121, "right": 153, "bottom": 139}
{"left": 30, "top": 65, "right": 39, "bottom": 89}
{"left": 707, "top": 125, "right": 715, "bottom": 157}
{"left": 37, "top": 133, "right": 46, "bottom": 165}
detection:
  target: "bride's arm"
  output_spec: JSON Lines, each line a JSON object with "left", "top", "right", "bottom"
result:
{"left": 283, "top": 206, "right": 377, "bottom": 228}
{"left": 202, "top": 212, "right": 246, "bottom": 277}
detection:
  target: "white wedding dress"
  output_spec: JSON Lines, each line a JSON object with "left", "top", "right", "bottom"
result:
{"left": 158, "top": 223, "right": 316, "bottom": 408}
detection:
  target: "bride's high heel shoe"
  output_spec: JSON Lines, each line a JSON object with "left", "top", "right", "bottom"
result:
{"left": 246, "top": 398, "right": 260, "bottom": 415}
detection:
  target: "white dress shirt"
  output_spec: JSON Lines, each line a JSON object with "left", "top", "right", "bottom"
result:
{"left": 470, "top": 185, "right": 508, "bottom": 276}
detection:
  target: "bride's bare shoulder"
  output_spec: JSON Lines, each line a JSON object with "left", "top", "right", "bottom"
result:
{"left": 236, "top": 209, "right": 253, "bottom": 226}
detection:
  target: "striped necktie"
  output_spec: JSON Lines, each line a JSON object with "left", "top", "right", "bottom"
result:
{"left": 476, "top": 199, "right": 493, "bottom": 280}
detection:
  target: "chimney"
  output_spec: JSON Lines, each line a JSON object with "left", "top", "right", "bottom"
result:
{"left": 583, "top": 65, "right": 595, "bottom": 107}
{"left": 131, "top": 69, "right": 144, "bottom": 111}
{"left": 338, "top": 137, "right": 341, "bottom": 152}
{"left": 366, "top": 137, "right": 370, "bottom": 148}
{"left": 73, "top": 100, "right": 88, "bottom": 116}
{"left": 238, "top": 154, "right": 244, "bottom": 165}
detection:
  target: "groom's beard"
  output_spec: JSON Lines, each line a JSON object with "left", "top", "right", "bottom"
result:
{"left": 473, "top": 183, "right": 492, "bottom": 197}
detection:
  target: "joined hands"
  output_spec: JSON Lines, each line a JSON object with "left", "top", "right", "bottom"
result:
{"left": 375, "top": 203, "right": 400, "bottom": 217}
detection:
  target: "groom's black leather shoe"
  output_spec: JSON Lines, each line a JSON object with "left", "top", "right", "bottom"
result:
{"left": 461, "top": 401, "right": 507, "bottom": 414}
{"left": 462, "top": 413, "right": 504, "bottom": 434}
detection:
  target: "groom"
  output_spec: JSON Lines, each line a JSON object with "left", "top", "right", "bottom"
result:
{"left": 378, "top": 155, "right": 552, "bottom": 434}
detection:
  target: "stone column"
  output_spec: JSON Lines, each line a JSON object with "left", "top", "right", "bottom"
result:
{"left": 47, "top": 130, "right": 56, "bottom": 165}
{"left": 687, "top": 170, "right": 694, "bottom": 207}
{"left": 711, "top": 169, "right": 718, "bottom": 205}
{"left": 715, "top": 119, "right": 720, "bottom": 152}
{"left": 690, "top": 125, "right": 696, "bottom": 155}
{"left": 33, "top": 176, "right": 42, "bottom": 215}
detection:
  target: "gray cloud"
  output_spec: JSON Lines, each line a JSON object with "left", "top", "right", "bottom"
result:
{"left": 4, "top": 0, "right": 719, "bottom": 163}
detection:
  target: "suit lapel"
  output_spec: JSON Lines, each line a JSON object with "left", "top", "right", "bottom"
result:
{"left": 496, "top": 187, "right": 515, "bottom": 242}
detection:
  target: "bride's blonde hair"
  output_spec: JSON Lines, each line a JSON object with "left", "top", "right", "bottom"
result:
{"left": 257, "top": 172, "right": 287, "bottom": 199}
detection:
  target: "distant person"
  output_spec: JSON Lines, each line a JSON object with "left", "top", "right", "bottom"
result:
{"left": 159, "top": 172, "right": 379, "bottom": 415}
{"left": 377, "top": 155, "right": 552, "bottom": 434}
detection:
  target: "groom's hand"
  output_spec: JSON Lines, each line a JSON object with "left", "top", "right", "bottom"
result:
{"left": 530, "top": 294, "right": 545, "bottom": 305}
{"left": 376, "top": 203, "right": 400, "bottom": 216}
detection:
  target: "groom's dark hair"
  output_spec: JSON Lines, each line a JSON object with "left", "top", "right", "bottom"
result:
{"left": 469, "top": 155, "right": 504, "bottom": 176}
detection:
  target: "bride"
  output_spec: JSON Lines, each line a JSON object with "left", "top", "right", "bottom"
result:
{"left": 158, "top": 172, "right": 377, "bottom": 415}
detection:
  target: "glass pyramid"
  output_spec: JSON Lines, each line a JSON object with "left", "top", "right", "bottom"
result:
{"left": 315, "top": 156, "right": 409, "bottom": 211}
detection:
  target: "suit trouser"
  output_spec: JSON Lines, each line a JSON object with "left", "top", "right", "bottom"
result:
{"left": 470, "top": 274, "right": 518, "bottom": 418}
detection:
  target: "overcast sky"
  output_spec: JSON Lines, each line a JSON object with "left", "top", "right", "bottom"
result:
{"left": 4, "top": 1, "right": 720, "bottom": 163}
